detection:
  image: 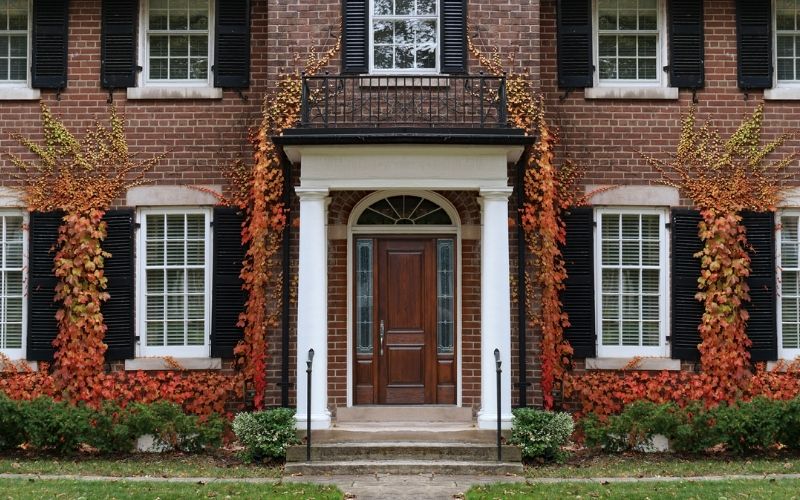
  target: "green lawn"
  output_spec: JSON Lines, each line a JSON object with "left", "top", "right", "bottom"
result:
{"left": 0, "top": 478, "right": 342, "bottom": 500}
{"left": 527, "top": 453, "right": 800, "bottom": 478}
{"left": 0, "top": 454, "right": 280, "bottom": 479}
{"left": 468, "top": 478, "right": 800, "bottom": 499}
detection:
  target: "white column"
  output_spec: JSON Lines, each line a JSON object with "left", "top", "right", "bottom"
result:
{"left": 477, "top": 188, "right": 514, "bottom": 430}
{"left": 295, "top": 188, "right": 331, "bottom": 430}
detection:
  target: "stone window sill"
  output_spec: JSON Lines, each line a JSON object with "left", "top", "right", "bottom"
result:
{"left": 586, "top": 357, "right": 681, "bottom": 371}
{"left": 125, "top": 357, "right": 222, "bottom": 371}
{"left": 766, "top": 360, "right": 800, "bottom": 372}
{"left": 0, "top": 87, "right": 41, "bottom": 100}
{"left": 127, "top": 87, "right": 223, "bottom": 100}
{"left": 764, "top": 87, "right": 800, "bottom": 100}
{"left": 0, "top": 359, "right": 38, "bottom": 372}
{"left": 585, "top": 86, "right": 679, "bottom": 100}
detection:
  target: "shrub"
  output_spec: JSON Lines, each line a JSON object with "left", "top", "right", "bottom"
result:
{"left": 21, "top": 397, "right": 92, "bottom": 453}
{"left": 0, "top": 393, "right": 23, "bottom": 451}
{"left": 713, "top": 397, "right": 784, "bottom": 454}
{"left": 232, "top": 408, "right": 299, "bottom": 461}
{"left": 126, "top": 401, "right": 224, "bottom": 453}
{"left": 582, "top": 400, "right": 675, "bottom": 452}
{"left": 664, "top": 402, "right": 718, "bottom": 454}
{"left": 778, "top": 397, "right": 800, "bottom": 450}
{"left": 509, "top": 408, "right": 574, "bottom": 460}
{"left": 86, "top": 402, "right": 138, "bottom": 453}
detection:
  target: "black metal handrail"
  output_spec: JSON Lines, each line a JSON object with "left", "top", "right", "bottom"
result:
{"left": 299, "top": 73, "right": 509, "bottom": 130}
{"left": 494, "top": 348, "right": 502, "bottom": 462}
{"left": 306, "top": 348, "right": 314, "bottom": 463}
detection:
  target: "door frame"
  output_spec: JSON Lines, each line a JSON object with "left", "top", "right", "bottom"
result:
{"left": 345, "top": 190, "right": 462, "bottom": 407}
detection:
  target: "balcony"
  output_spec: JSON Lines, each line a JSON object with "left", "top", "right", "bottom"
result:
{"left": 276, "top": 74, "right": 531, "bottom": 147}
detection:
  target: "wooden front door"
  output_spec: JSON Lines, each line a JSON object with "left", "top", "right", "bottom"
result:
{"left": 353, "top": 236, "right": 456, "bottom": 405}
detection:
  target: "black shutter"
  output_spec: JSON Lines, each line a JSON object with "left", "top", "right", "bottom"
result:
{"left": 742, "top": 212, "right": 778, "bottom": 362}
{"left": 27, "top": 212, "right": 62, "bottom": 361}
{"left": 557, "top": 0, "right": 593, "bottom": 88}
{"left": 668, "top": 0, "right": 704, "bottom": 89}
{"left": 671, "top": 209, "right": 703, "bottom": 361}
{"left": 214, "top": 0, "right": 250, "bottom": 88}
{"left": 561, "top": 207, "right": 595, "bottom": 358}
{"left": 31, "top": 0, "right": 69, "bottom": 89}
{"left": 440, "top": 0, "right": 467, "bottom": 74}
{"left": 102, "top": 210, "right": 135, "bottom": 360}
{"left": 101, "top": 0, "right": 138, "bottom": 89}
{"left": 211, "top": 207, "right": 246, "bottom": 358}
{"left": 736, "top": 0, "right": 772, "bottom": 89}
{"left": 342, "top": 0, "right": 368, "bottom": 73}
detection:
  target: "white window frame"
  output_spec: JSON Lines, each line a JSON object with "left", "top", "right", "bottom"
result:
{"left": 0, "top": 210, "right": 27, "bottom": 360}
{"left": 594, "top": 207, "right": 670, "bottom": 358}
{"left": 368, "top": 0, "right": 441, "bottom": 75}
{"left": 137, "top": 0, "right": 214, "bottom": 89}
{"left": 592, "top": 0, "right": 668, "bottom": 88}
{"left": 136, "top": 207, "right": 212, "bottom": 358}
{"left": 773, "top": 0, "right": 800, "bottom": 88}
{"left": 777, "top": 211, "right": 800, "bottom": 360}
{"left": 0, "top": 0, "right": 32, "bottom": 89}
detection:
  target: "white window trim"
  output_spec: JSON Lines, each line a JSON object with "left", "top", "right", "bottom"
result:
{"left": 767, "top": 0, "right": 800, "bottom": 99}
{"left": 368, "top": 0, "right": 441, "bottom": 75}
{"left": 777, "top": 210, "right": 800, "bottom": 360}
{"left": 0, "top": 210, "right": 27, "bottom": 360}
{"left": 586, "top": 0, "right": 676, "bottom": 100}
{"left": 0, "top": 0, "right": 39, "bottom": 100}
{"left": 594, "top": 207, "right": 670, "bottom": 358}
{"left": 130, "top": 0, "right": 220, "bottom": 99}
{"left": 136, "top": 207, "right": 212, "bottom": 358}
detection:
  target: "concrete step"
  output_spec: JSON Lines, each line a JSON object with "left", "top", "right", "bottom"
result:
{"left": 284, "top": 459, "right": 523, "bottom": 476}
{"left": 286, "top": 442, "right": 521, "bottom": 462}
{"left": 299, "top": 426, "right": 511, "bottom": 444}
{"left": 335, "top": 405, "right": 473, "bottom": 424}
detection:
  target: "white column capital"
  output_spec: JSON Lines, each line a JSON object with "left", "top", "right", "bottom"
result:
{"left": 478, "top": 187, "right": 513, "bottom": 202}
{"left": 295, "top": 187, "right": 330, "bottom": 200}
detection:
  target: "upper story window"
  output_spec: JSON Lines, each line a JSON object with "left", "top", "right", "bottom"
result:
{"left": 595, "top": 208, "right": 668, "bottom": 358}
{"left": 779, "top": 214, "right": 800, "bottom": 358}
{"left": 0, "top": 213, "right": 24, "bottom": 359}
{"left": 138, "top": 209, "right": 212, "bottom": 357}
{"left": 0, "top": 0, "right": 28, "bottom": 86}
{"left": 776, "top": 0, "right": 800, "bottom": 84}
{"left": 596, "top": 0, "right": 662, "bottom": 85}
{"left": 370, "top": 0, "right": 438, "bottom": 73}
{"left": 144, "top": 0, "right": 211, "bottom": 85}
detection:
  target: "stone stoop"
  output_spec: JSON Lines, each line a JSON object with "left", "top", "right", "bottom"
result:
{"left": 285, "top": 406, "right": 522, "bottom": 476}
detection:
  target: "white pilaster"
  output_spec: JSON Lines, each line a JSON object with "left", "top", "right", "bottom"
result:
{"left": 477, "top": 188, "right": 514, "bottom": 430}
{"left": 295, "top": 188, "right": 331, "bottom": 429}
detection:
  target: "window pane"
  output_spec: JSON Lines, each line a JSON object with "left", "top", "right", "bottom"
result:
{"left": 598, "top": 10, "right": 617, "bottom": 30}
{"left": 146, "top": 321, "right": 164, "bottom": 346}
{"left": 396, "top": 0, "right": 413, "bottom": 15}
{"left": 150, "top": 9, "right": 168, "bottom": 30}
{"left": 437, "top": 239, "right": 455, "bottom": 353}
{"left": 783, "top": 270, "right": 799, "bottom": 295}
{"left": 374, "top": 0, "right": 392, "bottom": 15}
{"left": 602, "top": 321, "right": 620, "bottom": 345}
{"left": 356, "top": 239, "right": 373, "bottom": 353}
{"left": 602, "top": 269, "right": 619, "bottom": 293}
{"left": 784, "top": 322, "right": 800, "bottom": 349}
{"left": 418, "top": 0, "right": 436, "bottom": 15}
{"left": 602, "top": 295, "right": 620, "bottom": 319}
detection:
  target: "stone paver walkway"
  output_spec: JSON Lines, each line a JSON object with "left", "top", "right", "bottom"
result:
{"left": 3, "top": 472, "right": 800, "bottom": 499}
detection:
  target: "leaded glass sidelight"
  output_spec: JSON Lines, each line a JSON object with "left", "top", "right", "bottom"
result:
{"left": 437, "top": 238, "right": 454, "bottom": 353}
{"left": 356, "top": 239, "right": 374, "bottom": 353}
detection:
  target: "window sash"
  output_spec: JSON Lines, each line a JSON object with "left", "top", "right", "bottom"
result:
{"left": 138, "top": 208, "right": 211, "bottom": 358}
{"left": 594, "top": 0, "right": 663, "bottom": 85}
{"left": 0, "top": 212, "right": 25, "bottom": 358}
{"left": 775, "top": 0, "right": 800, "bottom": 83}
{"left": 143, "top": 0, "right": 212, "bottom": 85}
{"left": 0, "top": 0, "right": 29, "bottom": 85}
{"left": 779, "top": 214, "right": 800, "bottom": 358}
{"left": 369, "top": 0, "right": 440, "bottom": 73}
{"left": 595, "top": 208, "right": 668, "bottom": 358}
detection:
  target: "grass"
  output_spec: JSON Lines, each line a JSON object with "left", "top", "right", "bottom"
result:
{"left": 526, "top": 452, "right": 800, "bottom": 479}
{"left": 0, "top": 453, "right": 281, "bottom": 479}
{"left": 0, "top": 478, "right": 342, "bottom": 500}
{"left": 468, "top": 478, "right": 800, "bottom": 499}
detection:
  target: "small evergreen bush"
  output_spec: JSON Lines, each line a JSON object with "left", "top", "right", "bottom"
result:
{"left": 714, "top": 397, "right": 784, "bottom": 454}
{"left": 126, "top": 401, "right": 224, "bottom": 453}
{"left": 232, "top": 408, "right": 299, "bottom": 461}
{"left": 509, "top": 408, "right": 574, "bottom": 460}
{"left": 0, "top": 393, "right": 23, "bottom": 451}
{"left": 21, "top": 397, "right": 93, "bottom": 453}
{"left": 778, "top": 397, "right": 800, "bottom": 450}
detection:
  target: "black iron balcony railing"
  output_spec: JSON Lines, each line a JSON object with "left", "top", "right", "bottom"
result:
{"left": 298, "top": 74, "right": 509, "bottom": 130}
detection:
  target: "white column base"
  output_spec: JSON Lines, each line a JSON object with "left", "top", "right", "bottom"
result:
{"left": 295, "top": 412, "right": 332, "bottom": 430}
{"left": 477, "top": 411, "right": 514, "bottom": 430}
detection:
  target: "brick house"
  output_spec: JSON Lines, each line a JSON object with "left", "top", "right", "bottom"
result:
{"left": 0, "top": 0, "right": 796, "bottom": 436}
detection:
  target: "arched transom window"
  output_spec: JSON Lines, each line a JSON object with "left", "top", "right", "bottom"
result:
{"left": 356, "top": 195, "right": 452, "bottom": 225}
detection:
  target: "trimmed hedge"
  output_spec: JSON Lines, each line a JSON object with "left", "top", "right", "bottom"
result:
{"left": 510, "top": 408, "right": 574, "bottom": 460}
{"left": 0, "top": 393, "right": 224, "bottom": 454}
{"left": 582, "top": 397, "right": 800, "bottom": 454}
{"left": 232, "top": 408, "right": 299, "bottom": 461}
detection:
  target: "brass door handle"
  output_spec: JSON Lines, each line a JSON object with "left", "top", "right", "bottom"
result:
{"left": 379, "top": 320, "right": 385, "bottom": 356}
